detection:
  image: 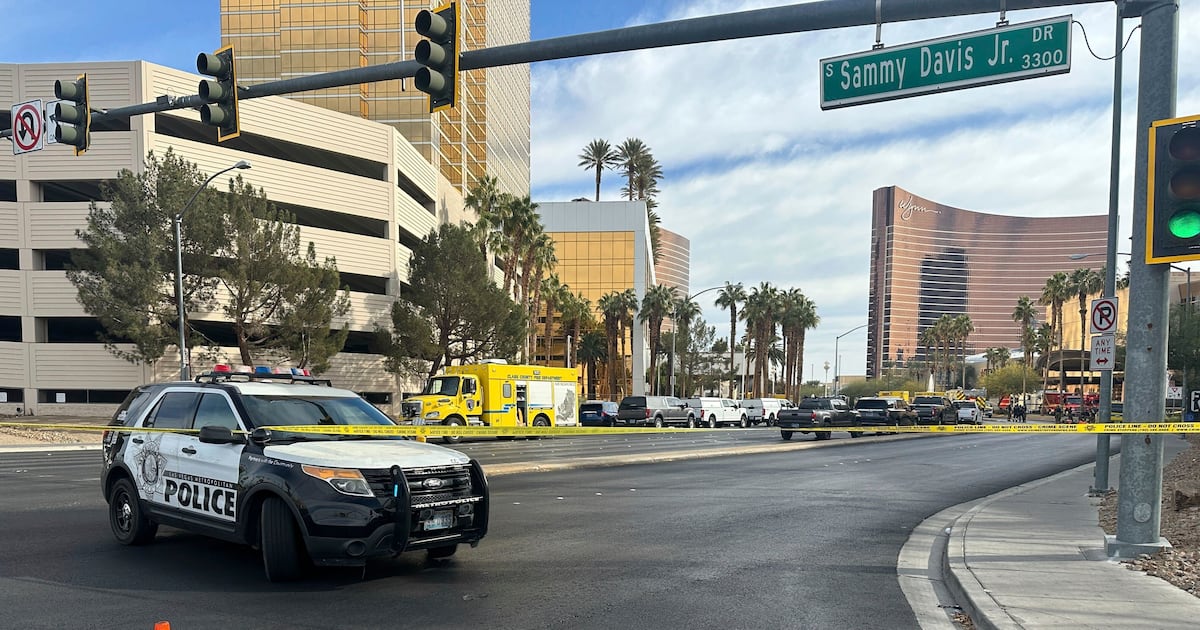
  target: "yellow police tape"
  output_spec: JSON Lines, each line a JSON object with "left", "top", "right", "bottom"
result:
{"left": 5, "top": 421, "right": 1195, "bottom": 438}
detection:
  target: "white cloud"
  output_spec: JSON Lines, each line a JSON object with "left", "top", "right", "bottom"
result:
{"left": 531, "top": 0, "right": 1200, "bottom": 379}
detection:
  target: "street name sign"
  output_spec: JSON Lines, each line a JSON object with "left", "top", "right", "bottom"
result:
{"left": 820, "top": 15, "right": 1072, "bottom": 110}
{"left": 1090, "top": 334, "right": 1115, "bottom": 371}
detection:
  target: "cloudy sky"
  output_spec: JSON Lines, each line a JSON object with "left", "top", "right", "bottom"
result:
{"left": 2, "top": 1, "right": 1198, "bottom": 379}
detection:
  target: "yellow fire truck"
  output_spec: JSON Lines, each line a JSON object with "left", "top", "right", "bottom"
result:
{"left": 400, "top": 361, "right": 581, "bottom": 443}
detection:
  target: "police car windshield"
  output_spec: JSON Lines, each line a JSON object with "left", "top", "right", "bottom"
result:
{"left": 240, "top": 395, "right": 396, "bottom": 440}
{"left": 423, "top": 376, "right": 460, "bottom": 396}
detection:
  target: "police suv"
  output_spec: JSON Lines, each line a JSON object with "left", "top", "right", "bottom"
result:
{"left": 101, "top": 365, "right": 489, "bottom": 581}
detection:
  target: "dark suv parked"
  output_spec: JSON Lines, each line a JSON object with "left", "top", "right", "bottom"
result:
{"left": 617, "top": 396, "right": 697, "bottom": 428}
{"left": 853, "top": 397, "right": 917, "bottom": 434}
{"left": 580, "top": 400, "right": 619, "bottom": 427}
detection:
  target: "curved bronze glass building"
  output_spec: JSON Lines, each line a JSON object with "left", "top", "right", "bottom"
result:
{"left": 867, "top": 186, "right": 1107, "bottom": 379}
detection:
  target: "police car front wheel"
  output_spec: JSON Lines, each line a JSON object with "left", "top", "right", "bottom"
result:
{"left": 108, "top": 478, "right": 157, "bottom": 545}
{"left": 261, "top": 496, "right": 307, "bottom": 582}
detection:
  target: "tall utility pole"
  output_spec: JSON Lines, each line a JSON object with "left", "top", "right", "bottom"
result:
{"left": 1109, "top": 0, "right": 1178, "bottom": 559}
{"left": 1090, "top": 3, "right": 1125, "bottom": 496}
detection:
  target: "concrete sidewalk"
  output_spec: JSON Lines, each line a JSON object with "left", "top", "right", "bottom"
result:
{"left": 945, "top": 452, "right": 1200, "bottom": 629}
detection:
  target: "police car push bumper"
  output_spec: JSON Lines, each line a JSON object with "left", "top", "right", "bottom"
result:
{"left": 260, "top": 444, "right": 488, "bottom": 566}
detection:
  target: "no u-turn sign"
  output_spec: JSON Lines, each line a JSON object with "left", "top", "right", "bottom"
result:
{"left": 11, "top": 100, "right": 44, "bottom": 155}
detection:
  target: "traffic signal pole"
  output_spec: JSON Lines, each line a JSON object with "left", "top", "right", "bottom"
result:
{"left": 1108, "top": 0, "right": 1178, "bottom": 558}
{"left": 1, "top": 0, "right": 1112, "bottom": 142}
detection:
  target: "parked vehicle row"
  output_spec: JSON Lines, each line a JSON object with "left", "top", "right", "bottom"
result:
{"left": 605, "top": 396, "right": 795, "bottom": 429}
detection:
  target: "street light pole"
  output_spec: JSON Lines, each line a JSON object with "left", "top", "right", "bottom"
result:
{"left": 671, "top": 285, "right": 722, "bottom": 397}
{"left": 833, "top": 324, "right": 867, "bottom": 397}
{"left": 174, "top": 160, "right": 251, "bottom": 381}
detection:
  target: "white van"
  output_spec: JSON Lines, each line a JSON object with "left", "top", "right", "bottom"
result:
{"left": 741, "top": 397, "right": 793, "bottom": 426}
{"left": 685, "top": 397, "right": 748, "bottom": 428}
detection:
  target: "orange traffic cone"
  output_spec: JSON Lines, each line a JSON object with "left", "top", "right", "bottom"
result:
{"left": 154, "top": 623, "right": 170, "bottom": 630}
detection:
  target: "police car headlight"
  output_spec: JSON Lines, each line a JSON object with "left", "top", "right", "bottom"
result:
{"left": 424, "top": 411, "right": 441, "bottom": 419}
{"left": 301, "top": 465, "right": 372, "bottom": 497}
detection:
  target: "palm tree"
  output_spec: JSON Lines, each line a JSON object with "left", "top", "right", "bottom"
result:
{"left": 518, "top": 230, "right": 555, "bottom": 362}
{"left": 743, "top": 282, "right": 779, "bottom": 396}
{"left": 616, "top": 138, "right": 665, "bottom": 262}
{"left": 715, "top": 282, "right": 746, "bottom": 395}
{"left": 920, "top": 326, "right": 937, "bottom": 387}
{"left": 1011, "top": 296, "right": 1038, "bottom": 368}
{"left": 578, "top": 330, "right": 607, "bottom": 400}
{"left": 578, "top": 139, "right": 621, "bottom": 202}
{"left": 540, "top": 274, "right": 570, "bottom": 364}
{"left": 672, "top": 296, "right": 702, "bottom": 396}
{"left": 598, "top": 292, "right": 625, "bottom": 399}
{"left": 616, "top": 137, "right": 650, "bottom": 199}
{"left": 499, "top": 195, "right": 539, "bottom": 297}
{"left": 778, "top": 288, "right": 818, "bottom": 402}
{"left": 639, "top": 284, "right": 677, "bottom": 395}
{"left": 953, "top": 314, "right": 974, "bottom": 387}
{"left": 1035, "top": 322, "right": 1055, "bottom": 394}
{"left": 1071, "top": 267, "right": 1103, "bottom": 393}
{"left": 464, "top": 174, "right": 506, "bottom": 255}
{"left": 1040, "top": 271, "right": 1071, "bottom": 392}
{"left": 559, "top": 292, "right": 593, "bottom": 368}
{"left": 618, "top": 288, "right": 638, "bottom": 394}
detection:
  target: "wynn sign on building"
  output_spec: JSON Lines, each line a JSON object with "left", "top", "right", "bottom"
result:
{"left": 867, "top": 186, "right": 1107, "bottom": 380}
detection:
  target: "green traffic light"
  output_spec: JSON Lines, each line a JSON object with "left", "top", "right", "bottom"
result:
{"left": 1168, "top": 208, "right": 1200, "bottom": 239}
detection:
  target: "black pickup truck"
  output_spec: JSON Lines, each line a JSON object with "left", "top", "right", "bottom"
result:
{"left": 778, "top": 397, "right": 861, "bottom": 441}
{"left": 911, "top": 395, "right": 956, "bottom": 425}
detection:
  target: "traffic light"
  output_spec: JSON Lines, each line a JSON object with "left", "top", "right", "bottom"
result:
{"left": 197, "top": 45, "right": 240, "bottom": 142}
{"left": 1148, "top": 114, "right": 1200, "bottom": 263}
{"left": 414, "top": 2, "right": 458, "bottom": 113}
{"left": 53, "top": 75, "right": 90, "bottom": 156}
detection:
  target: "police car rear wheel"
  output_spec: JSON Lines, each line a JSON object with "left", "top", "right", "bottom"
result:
{"left": 427, "top": 544, "right": 458, "bottom": 559}
{"left": 109, "top": 478, "right": 157, "bottom": 545}
{"left": 261, "top": 496, "right": 305, "bottom": 582}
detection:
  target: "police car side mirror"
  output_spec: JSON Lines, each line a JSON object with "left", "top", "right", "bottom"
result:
{"left": 250, "top": 427, "right": 273, "bottom": 446}
{"left": 198, "top": 425, "right": 246, "bottom": 445}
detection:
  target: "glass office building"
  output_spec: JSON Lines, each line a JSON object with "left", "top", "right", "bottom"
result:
{"left": 867, "top": 186, "right": 1107, "bottom": 380}
{"left": 535, "top": 201, "right": 657, "bottom": 398}
{"left": 220, "top": 0, "right": 531, "bottom": 197}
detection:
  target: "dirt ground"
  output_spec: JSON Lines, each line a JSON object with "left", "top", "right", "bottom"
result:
{"left": 1098, "top": 434, "right": 1200, "bottom": 598}
{"left": 0, "top": 417, "right": 103, "bottom": 446}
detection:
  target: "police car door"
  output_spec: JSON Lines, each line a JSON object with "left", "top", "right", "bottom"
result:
{"left": 173, "top": 392, "right": 244, "bottom": 525}
{"left": 131, "top": 390, "right": 202, "bottom": 514}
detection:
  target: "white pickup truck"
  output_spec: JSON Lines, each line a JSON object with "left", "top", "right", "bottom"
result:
{"left": 685, "top": 397, "right": 748, "bottom": 428}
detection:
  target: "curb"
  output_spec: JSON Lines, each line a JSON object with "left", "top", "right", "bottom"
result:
{"left": 0, "top": 443, "right": 102, "bottom": 453}
{"left": 941, "top": 461, "right": 1098, "bottom": 630}
{"left": 482, "top": 430, "right": 932, "bottom": 476}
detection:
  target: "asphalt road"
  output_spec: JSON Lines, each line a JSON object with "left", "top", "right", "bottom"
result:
{"left": 0, "top": 431, "right": 1099, "bottom": 630}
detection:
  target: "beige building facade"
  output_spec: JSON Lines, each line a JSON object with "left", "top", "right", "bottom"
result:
{"left": 0, "top": 60, "right": 472, "bottom": 416}
{"left": 219, "top": 0, "right": 531, "bottom": 197}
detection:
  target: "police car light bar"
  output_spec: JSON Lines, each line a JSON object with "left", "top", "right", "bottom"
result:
{"left": 195, "top": 364, "right": 331, "bottom": 386}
